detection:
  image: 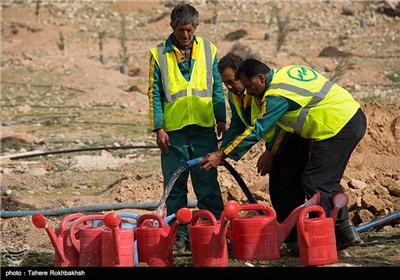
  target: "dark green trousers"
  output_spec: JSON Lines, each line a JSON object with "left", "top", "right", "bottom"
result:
{"left": 161, "top": 125, "right": 224, "bottom": 239}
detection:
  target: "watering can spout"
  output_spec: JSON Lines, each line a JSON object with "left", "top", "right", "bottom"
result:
{"left": 276, "top": 192, "right": 320, "bottom": 247}
{"left": 167, "top": 208, "right": 192, "bottom": 244}
{"left": 32, "top": 213, "right": 66, "bottom": 263}
{"left": 223, "top": 200, "right": 241, "bottom": 241}
{"left": 103, "top": 212, "right": 122, "bottom": 265}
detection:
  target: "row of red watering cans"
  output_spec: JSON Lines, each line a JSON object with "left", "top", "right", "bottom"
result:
{"left": 187, "top": 191, "right": 348, "bottom": 267}
{"left": 31, "top": 211, "right": 176, "bottom": 267}
{"left": 131, "top": 191, "right": 322, "bottom": 267}
{"left": 32, "top": 213, "right": 131, "bottom": 267}
{"left": 32, "top": 191, "right": 348, "bottom": 267}
{"left": 184, "top": 191, "right": 320, "bottom": 267}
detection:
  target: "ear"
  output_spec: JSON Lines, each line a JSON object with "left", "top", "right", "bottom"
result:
{"left": 258, "top": 74, "right": 266, "bottom": 84}
{"left": 170, "top": 22, "right": 174, "bottom": 29}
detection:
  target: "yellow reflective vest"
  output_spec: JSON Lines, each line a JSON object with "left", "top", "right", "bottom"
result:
{"left": 266, "top": 65, "right": 360, "bottom": 140}
{"left": 227, "top": 91, "right": 275, "bottom": 142}
{"left": 150, "top": 37, "right": 217, "bottom": 132}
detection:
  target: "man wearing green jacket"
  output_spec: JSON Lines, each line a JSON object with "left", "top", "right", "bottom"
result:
{"left": 202, "top": 59, "right": 366, "bottom": 251}
{"left": 148, "top": 3, "right": 226, "bottom": 254}
{"left": 218, "top": 53, "right": 310, "bottom": 256}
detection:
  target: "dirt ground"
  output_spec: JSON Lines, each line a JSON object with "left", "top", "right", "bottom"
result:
{"left": 1, "top": 0, "right": 400, "bottom": 269}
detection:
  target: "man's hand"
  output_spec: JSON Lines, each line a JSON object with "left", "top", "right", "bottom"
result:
{"left": 155, "top": 128, "right": 170, "bottom": 153}
{"left": 200, "top": 150, "right": 226, "bottom": 171}
{"left": 257, "top": 150, "right": 275, "bottom": 176}
{"left": 216, "top": 121, "right": 227, "bottom": 140}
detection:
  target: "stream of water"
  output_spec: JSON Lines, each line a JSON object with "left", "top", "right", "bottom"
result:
{"left": 155, "top": 157, "right": 203, "bottom": 218}
{"left": 155, "top": 164, "right": 187, "bottom": 217}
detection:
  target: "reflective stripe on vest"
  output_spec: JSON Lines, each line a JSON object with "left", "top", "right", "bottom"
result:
{"left": 270, "top": 80, "right": 334, "bottom": 135}
{"left": 157, "top": 39, "right": 213, "bottom": 103}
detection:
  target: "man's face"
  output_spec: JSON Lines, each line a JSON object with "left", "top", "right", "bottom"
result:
{"left": 172, "top": 22, "right": 196, "bottom": 48}
{"left": 220, "top": 67, "right": 244, "bottom": 96}
{"left": 239, "top": 73, "right": 265, "bottom": 99}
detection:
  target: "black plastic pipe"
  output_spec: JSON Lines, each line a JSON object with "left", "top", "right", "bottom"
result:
{"left": 8, "top": 145, "right": 159, "bottom": 160}
{"left": 222, "top": 159, "right": 258, "bottom": 204}
{"left": 221, "top": 159, "right": 266, "bottom": 215}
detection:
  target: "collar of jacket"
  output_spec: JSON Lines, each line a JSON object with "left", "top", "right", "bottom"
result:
{"left": 265, "top": 68, "right": 275, "bottom": 91}
{"left": 164, "top": 33, "right": 199, "bottom": 52}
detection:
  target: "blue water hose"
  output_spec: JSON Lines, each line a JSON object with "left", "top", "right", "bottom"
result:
{"left": 184, "top": 157, "right": 204, "bottom": 169}
{"left": 355, "top": 211, "right": 400, "bottom": 233}
{"left": 0, "top": 201, "right": 197, "bottom": 218}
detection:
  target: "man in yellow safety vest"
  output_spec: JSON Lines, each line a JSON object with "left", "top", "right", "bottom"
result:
{"left": 218, "top": 53, "right": 310, "bottom": 256}
{"left": 202, "top": 59, "right": 366, "bottom": 252}
{"left": 148, "top": 3, "right": 226, "bottom": 255}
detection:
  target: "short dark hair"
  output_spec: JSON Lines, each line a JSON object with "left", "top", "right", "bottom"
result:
{"left": 171, "top": 3, "right": 199, "bottom": 28}
{"left": 218, "top": 53, "right": 243, "bottom": 74}
{"left": 235, "top": 59, "right": 270, "bottom": 80}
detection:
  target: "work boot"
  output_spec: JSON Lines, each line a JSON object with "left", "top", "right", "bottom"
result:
{"left": 227, "top": 240, "right": 233, "bottom": 256}
{"left": 279, "top": 241, "right": 300, "bottom": 257}
{"left": 173, "top": 234, "right": 190, "bottom": 256}
{"left": 335, "top": 219, "right": 362, "bottom": 251}
{"left": 285, "top": 241, "right": 300, "bottom": 257}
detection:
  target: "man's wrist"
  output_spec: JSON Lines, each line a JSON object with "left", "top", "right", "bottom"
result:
{"left": 219, "top": 149, "right": 227, "bottom": 160}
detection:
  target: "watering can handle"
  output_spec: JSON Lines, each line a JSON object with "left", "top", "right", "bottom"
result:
{"left": 118, "top": 213, "right": 141, "bottom": 229}
{"left": 60, "top": 213, "right": 86, "bottom": 233}
{"left": 298, "top": 205, "right": 326, "bottom": 248}
{"left": 191, "top": 210, "right": 217, "bottom": 226}
{"left": 69, "top": 214, "right": 105, "bottom": 253}
{"left": 119, "top": 213, "right": 140, "bottom": 221}
{"left": 137, "top": 214, "right": 164, "bottom": 228}
{"left": 238, "top": 204, "right": 275, "bottom": 216}
{"left": 93, "top": 213, "right": 140, "bottom": 228}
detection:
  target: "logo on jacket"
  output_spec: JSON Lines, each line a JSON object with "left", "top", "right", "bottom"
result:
{"left": 287, "top": 66, "right": 318, "bottom": 82}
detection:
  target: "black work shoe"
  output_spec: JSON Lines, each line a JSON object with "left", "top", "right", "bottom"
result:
{"left": 173, "top": 235, "right": 189, "bottom": 256}
{"left": 279, "top": 242, "right": 300, "bottom": 258}
{"left": 227, "top": 240, "right": 233, "bottom": 256}
{"left": 335, "top": 219, "right": 362, "bottom": 251}
{"left": 286, "top": 241, "right": 300, "bottom": 257}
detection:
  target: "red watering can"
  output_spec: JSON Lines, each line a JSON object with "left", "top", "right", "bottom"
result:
{"left": 102, "top": 212, "right": 135, "bottom": 267}
{"left": 69, "top": 214, "right": 105, "bottom": 267}
{"left": 297, "top": 192, "right": 348, "bottom": 266}
{"left": 188, "top": 204, "right": 238, "bottom": 267}
{"left": 32, "top": 213, "right": 86, "bottom": 267}
{"left": 136, "top": 208, "right": 191, "bottom": 267}
{"left": 226, "top": 191, "right": 320, "bottom": 260}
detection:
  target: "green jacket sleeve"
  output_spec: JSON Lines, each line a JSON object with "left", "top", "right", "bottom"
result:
{"left": 222, "top": 96, "right": 289, "bottom": 161}
{"left": 148, "top": 53, "right": 164, "bottom": 131}
{"left": 212, "top": 55, "right": 226, "bottom": 123}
